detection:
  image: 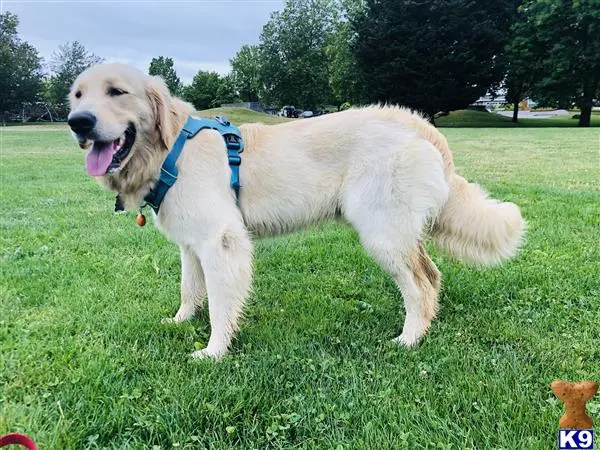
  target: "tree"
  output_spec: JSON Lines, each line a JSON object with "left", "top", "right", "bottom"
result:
{"left": 148, "top": 56, "right": 182, "bottom": 96}
{"left": 230, "top": 45, "right": 262, "bottom": 102}
{"left": 325, "top": 19, "right": 363, "bottom": 107}
{"left": 259, "top": 0, "right": 338, "bottom": 110}
{"left": 351, "top": 0, "right": 518, "bottom": 121}
{"left": 47, "top": 41, "right": 102, "bottom": 110}
{"left": 183, "top": 70, "right": 223, "bottom": 110}
{"left": 214, "top": 75, "right": 240, "bottom": 105}
{"left": 503, "top": 5, "right": 543, "bottom": 123}
{"left": 0, "top": 12, "right": 43, "bottom": 121}
{"left": 522, "top": 0, "right": 600, "bottom": 127}
{"left": 324, "top": 0, "right": 365, "bottom": 106}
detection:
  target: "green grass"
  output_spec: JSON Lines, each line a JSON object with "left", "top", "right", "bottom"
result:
{"left": 5, "top": 107, "right": 598, "bottom": 129}
{"left": 199, "top": 107, "right": 600, "bottom": 128}
{"left": 436, "top": 109, "right": 600, "bottom": 127}
{"left": 1, "top": 116, "right": 599, "bottom": 449}
{"left": 196, "top": 107, "right": 290, "bottom": 125}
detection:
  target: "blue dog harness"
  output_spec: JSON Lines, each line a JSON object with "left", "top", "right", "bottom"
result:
{"left": 142, "top": 115, "right": 244, "bottom": 213}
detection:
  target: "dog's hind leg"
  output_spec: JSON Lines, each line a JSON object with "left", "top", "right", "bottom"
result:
{"left": 342, "top": 143, "right": 447, "bottom": 346}
{"left": 190, "top": 227, "right": 253, "bottom": 359}
{"left": 403, "top": 242, "right": 441, "bottom": 335}
{"left": 353, "top": 220, "right": 440, "bottom": 347}
{"left": 413, "top": 241, "right": 441, "bottom": 309}
{"left": 162, "top": 245, "right": 206, "bottom": 324}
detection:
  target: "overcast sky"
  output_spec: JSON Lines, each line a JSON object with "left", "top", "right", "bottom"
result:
{"left": 3, "top": 0, "right": 285, "bottom": 83}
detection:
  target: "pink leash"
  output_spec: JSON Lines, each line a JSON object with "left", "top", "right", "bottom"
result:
{"left": 0, "top": 433, "right": 37, "bottom": 450}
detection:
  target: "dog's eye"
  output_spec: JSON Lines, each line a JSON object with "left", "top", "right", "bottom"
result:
{"left": 108, "top": 87, "right": 127, "bottom": 97}
{"left": 75, "top": 91, "right": 82, "bottom": 99}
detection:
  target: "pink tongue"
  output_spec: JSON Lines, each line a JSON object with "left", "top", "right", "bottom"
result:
{"left": 85, "top": 142, "right": 115, "bottom": 176}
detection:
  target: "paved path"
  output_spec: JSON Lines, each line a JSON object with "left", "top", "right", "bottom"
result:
{"left": 496, "top": 109, "right": 571, "bottom": 119}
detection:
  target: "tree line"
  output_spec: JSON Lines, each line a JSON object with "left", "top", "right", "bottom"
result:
{"left": 2, "top": 0, "right": 599, "bottom": 126}
{"left": 1, "top": 12, "right": 102, "bottom": 122}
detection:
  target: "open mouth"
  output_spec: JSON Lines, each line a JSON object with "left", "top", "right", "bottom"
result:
{"left": 85, "top": 124, "right": 136, "bottom": 176}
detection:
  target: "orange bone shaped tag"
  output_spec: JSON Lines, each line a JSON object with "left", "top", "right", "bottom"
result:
{"left": 551, "top": 380, "right": 598, "bottom": 429}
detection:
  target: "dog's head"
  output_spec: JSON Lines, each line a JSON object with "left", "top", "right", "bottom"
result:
{"left": 68, "top": 63, "right": 181, "bottom": 178}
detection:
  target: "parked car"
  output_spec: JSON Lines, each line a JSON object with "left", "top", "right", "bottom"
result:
{"left": 279, "top": 106, "right": 299, "bottom": 118}
{"left": 301, "top": 110, "right": 313, "bottom": 118}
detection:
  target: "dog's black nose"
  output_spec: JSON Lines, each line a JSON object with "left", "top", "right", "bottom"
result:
{"left": 68, "top": 111, "right": 97, "bottom": 136}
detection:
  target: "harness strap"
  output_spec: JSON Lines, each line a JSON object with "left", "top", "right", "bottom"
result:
{"left": 143, "top": 115, "right": 244, "bottom": 213}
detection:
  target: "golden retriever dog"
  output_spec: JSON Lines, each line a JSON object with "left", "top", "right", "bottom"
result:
{"left": 68, "top": 63, "right": 525, "bottom": 358}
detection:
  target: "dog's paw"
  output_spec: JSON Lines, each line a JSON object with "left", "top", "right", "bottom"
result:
{"left": 392, "top": 332, "right": 421, "bottom": 348}
{"left": 190, "top": 348, "right": 225, "bottom": 360}
{"left": 160, "top": 317, "right": 179, "bottom": 325}
{"left": 161, "top": 310, "right": 194, "bottom": 325}
{"left": 394, "top": 316, "right": 430, "bottom": 347}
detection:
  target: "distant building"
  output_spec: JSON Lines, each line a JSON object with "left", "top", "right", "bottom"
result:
{"left": 520, "top": 98, "right": 538, "bottom": 109}
{"left": 471, "top": 89, "right": 539, "bottom": 110}
{"left": 471, "top": 90, "right": 507, "bottom": 109}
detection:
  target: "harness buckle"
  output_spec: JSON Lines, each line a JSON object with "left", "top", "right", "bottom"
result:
{"left": 215, "top": 115, "right": 231, "bottom": 127}
{"left": 160, "top": 167, "right": 178, "bottom": 186}
{"left": 228, "top": 154, "right": 242, "bottom": 166}
{"left": 227, "top": 142, "right": 242, "bottom": 152}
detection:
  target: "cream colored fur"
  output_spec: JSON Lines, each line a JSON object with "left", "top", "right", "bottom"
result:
{"left": 69, "top": 63, "right": 525, "bottom": 358}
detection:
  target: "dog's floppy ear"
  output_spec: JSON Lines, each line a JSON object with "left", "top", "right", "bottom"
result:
{"left": 146, "top": 76, "right": 177, "bottom": 150}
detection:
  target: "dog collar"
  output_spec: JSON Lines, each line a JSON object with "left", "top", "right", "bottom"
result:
{"left": 141, "top": 115, "right": 244, "bottom": 215}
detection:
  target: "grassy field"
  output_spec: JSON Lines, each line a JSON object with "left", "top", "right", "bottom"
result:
{"left": 198, "top": 107, "right": 600, "bottom": 128}
{"left": 1, "top": 113, "right": 599, "bottom": 449}
{"left": 436, "top": 109, "right": 600, "bottom": 127}
{"left": 3, "top": 107, "right": 598, "bottom": 129}
{"left": 196, "top": 108, "right": 290, "bottom": 125}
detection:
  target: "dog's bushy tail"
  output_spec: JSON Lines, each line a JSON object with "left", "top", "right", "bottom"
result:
{"left": 430, "top": 174, "right": 525, "bottom": 266}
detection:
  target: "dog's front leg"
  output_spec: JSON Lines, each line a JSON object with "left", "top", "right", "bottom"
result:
{"left": 162, "top": 245, "right": 206, "bottom": 324}
{"left": 191, "top": 227, "right": 253, "bottom": 359}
